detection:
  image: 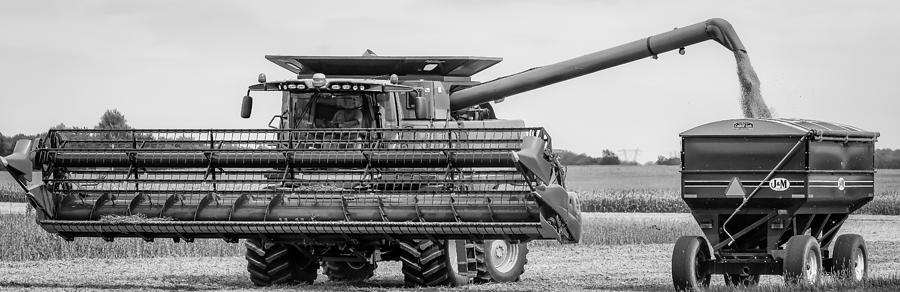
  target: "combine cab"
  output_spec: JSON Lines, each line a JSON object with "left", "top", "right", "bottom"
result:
{"left": 2, "top": 18, "right": 755, "bottom": 286}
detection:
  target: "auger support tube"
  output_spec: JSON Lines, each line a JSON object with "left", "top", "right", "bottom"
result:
{"left": 449, "top": 18, "right": 747, "bottom": 110}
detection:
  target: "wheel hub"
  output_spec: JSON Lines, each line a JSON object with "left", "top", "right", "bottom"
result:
{"left": 494, "top": 244, "right": 507, "bottom": 259}
{"left": 853, "top": 248, "right": 865, "bottom": 281}
{"left": 804, "top": 252, "right": 818, "bottom": 282}
{"left": 489, "top": 240, "right": 519, "bottom": 273}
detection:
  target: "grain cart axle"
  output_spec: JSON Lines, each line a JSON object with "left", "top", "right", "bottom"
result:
{"left": 673, "top": 119, "right": 879, "bottom": 290}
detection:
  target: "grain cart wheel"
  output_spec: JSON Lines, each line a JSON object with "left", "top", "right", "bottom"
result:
{"left": 671, "top": 236, "right": 711, "bottom": 291}
{"left": 475, "top": 240, "right": 528, "bottom": 282}
{"left": 245, "top": 239, "right": 318, "bottom": 286}
{"left": 783, "top": 235, "right": 822, "bottom": 284}
{"left": 724, "top": 274, "right": 760, "bottom": 286}
{"left": 399, "top": 240, "right": 473, "bottom": 286}
{"left": 322, "top": 260, "right": 376, "bottom": 282}
{"left": 832, "top": 234, "right": 868, "bottom": 281}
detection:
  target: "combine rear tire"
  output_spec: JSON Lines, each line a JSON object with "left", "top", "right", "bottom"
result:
{"left": 671, "top": 236, "right": 711, "bottom": 291}
{"left": 399, "top": 240, "right": 473, "bottom": 286}
{"left": 322, "top": 261, "right": 376, "bottom": 282}
{"left": 245, "top": 239, "right": 318, "bottom": 286}
{"left": 832, "top": 234, "right": 867, "bottom": 281}
{"left": 475, "top": 240, "right": 528, "bottom": 283}
{"left": 783, "top": 235, "right": 822, "bottom": 284}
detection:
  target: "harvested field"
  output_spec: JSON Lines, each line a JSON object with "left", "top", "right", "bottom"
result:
{"left": 3, "top": 211, "right": 900, "bottom": 261}
{"left": 2, "top": 212, "right": 900, "bottom": 291}
{"left": 1, "top": 242, "right": 899, "bottom": 291}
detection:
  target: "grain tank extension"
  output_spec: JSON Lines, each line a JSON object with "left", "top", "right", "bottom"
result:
{"left": 3, "top": 18, "right": 749, "bottom": 287}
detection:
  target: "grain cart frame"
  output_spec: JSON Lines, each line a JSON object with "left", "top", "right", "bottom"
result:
{"left": 674, "top": 119, "right": 879, "bottom": 290}
{"left": 3, "top": 18, "right": 751, "bottom": 287}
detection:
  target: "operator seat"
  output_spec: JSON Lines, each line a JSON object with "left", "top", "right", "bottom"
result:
{"left": 331, "top": 109, "right": 364, "bottom": 128}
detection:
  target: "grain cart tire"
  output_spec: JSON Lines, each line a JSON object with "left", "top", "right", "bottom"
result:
{"left": 723, "top": 274, "right": 760, "bottom": 286}
{"left": 400, "top": 240, "right": 473, "bottom": 286}
{"left": 245, "top": 239, "right": 318, "bottom": 286}
{"left": 672, "top": 236, "right": 711, "bottom": 291}
{"left": 783, "top": 235, "right": 822, "bottom": 284}
{"left": 322, "top": 261, "right": 376, "bottom": 282}
{"left": 832, "top": 234, "right": 868, "bottom": 281}
{"left": 475, "top": 240, "right": 528, "bottom": 282}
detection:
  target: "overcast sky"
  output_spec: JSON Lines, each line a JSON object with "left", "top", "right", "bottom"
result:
{"left": 1, "top": 1, "right": 898, "bottom": 162}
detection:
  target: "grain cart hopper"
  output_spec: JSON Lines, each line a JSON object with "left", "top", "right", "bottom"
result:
{"left": 3, "top": 18, "right": 750, "bottom": 287}
{"left": 673, "top": 118, "right": 879, "bottom": 290}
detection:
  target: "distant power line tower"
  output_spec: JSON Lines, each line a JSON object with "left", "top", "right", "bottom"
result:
{"left": 618, "top": 148, "right": 642, "bottom": 162}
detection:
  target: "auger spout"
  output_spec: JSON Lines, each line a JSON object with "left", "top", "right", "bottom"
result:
{"left": 449, "top": 18, "right": 747, "bottom": 110}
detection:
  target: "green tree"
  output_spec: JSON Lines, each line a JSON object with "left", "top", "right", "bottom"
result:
{"left": 554, "top": 149, "right": 601, "bottom": 165}
{"left": 655, "top": 155, "right": 681, "bottom": 166}
{"left": 0, "top": 132, "right": 8, "bottom": 156}
{"left": 598, "top": 149, "right": 621, "bottom": 165}
{"left": 95, "top": 109, "right": 131, "bottom": 130}
{"left": 876, "top": 148, "right": 900, "bottom": 169}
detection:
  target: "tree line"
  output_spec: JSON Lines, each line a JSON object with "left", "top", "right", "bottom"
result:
{"left": 554, "top": 149, "right": 683, "bottom": 166}
{"left": 0, "top": 109, "right": 130, "bottom": 156}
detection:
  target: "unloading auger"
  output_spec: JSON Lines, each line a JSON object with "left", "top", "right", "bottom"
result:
{"left": 3, "top": 18, "right": 749, "bottom": 287}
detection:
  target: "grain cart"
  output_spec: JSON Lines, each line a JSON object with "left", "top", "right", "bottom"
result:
{"left": 673, "top": 118, "right": 879, "bottom": 290}
{"left": 2, "top": 18, "right": 750, "bottom": 287}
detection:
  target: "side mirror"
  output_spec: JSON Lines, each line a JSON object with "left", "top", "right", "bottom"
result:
{"left": 241, "top": 95, "right": 253, "bottom": 119}
{"left": 414, "top": 96, "right": 429, "bottom": 120}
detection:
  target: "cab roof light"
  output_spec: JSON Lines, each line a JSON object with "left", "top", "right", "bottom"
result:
{"left": 312, "top": 73, "right": 327, "bottom": 87}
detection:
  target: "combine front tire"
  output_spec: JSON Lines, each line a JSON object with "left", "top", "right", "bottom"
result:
{"left": 783, "top": 235, "right": 822, "bottom": 284}
{"left": 245, "top": 239, "right": 318, "bottom": 286}
{"left": 322, "top": 261, "right": 376, "bottom": 282}
{"left": 831, "top": 234, "right": 867, "bottom": 281}
{"left": 671, "top": 236, "right": 711, "bottom": 291}
{"left": 399, "top": 240, "right": 473, "bottom": 286}
{"left": 475, "top": 240, "right": 528, "bottom": 283}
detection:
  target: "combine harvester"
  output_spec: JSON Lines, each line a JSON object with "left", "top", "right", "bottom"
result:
{"left": 674, "top": 119, "right": 878, "bottom": 290}
{"left": 3, "top": 18, "right": 749, "bottom": 286}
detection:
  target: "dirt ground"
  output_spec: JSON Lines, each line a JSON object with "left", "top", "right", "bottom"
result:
{"left": 0, "top": 241, "right": 898, "bottom": 292}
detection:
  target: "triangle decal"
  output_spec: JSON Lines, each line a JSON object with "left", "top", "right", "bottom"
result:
{"left": 724, "top": 177, "right": 746, "bottom": 197}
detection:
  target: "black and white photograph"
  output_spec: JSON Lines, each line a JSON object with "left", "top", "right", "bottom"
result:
{"left": 1, "top": 1, "right": 898, "bottom": 291}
